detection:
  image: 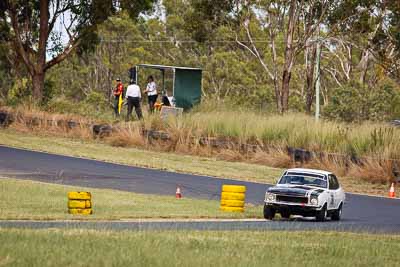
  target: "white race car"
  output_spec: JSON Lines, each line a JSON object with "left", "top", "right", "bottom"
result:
{"left": 264, "top": 168, "right": 345, "bottom": 221}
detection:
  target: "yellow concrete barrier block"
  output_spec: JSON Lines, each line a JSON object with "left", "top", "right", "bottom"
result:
{"left": 221, "top": 192, "right": 245, "bottom": 201}
{"left": 68, "top": 191, "right": 91, "bottom": 200}
{"left": 68, "top": 208, "right": 93, "bottom": 215}
{"left": 220, "top": 206, "right": 244, "bottom": 212}
{"left": 68, "top": 200, "right": 91, "bottom": 209}
{"left": 220, "top": 200, "right": 245, "bottom": 207}
{"left": 68, "top": 200, "right": 85, "bottom": 209}
{"left": 222, "top": 185, "right": 246, "bottom": 193}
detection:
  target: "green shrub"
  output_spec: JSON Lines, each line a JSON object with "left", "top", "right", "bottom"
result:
{"left": 44, "top": 91, "right": 113, "bottom": 121}
{"left": 6, "top": 78, "right": 31, "bottom": 106}
{"left": 323, "top": 81, "right": 400, "bottom": 122}
{"left": 45, "top": 97, "right": 79, "bottom": 114}
{"left": 84, "top": 91, "right": 109, "bottom": 111}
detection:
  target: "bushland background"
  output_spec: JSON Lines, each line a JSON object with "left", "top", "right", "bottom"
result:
{"left": 1, "top": 1, "right": 400, "bottom": 187}
{"left": 1, "top": 0, "right": 400, "bottom": 121}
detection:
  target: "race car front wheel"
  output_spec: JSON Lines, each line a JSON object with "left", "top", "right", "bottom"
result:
{"left": 331, "top": 203, "right": 342, "bottom": 221}
{"left": 263, "top": 204, "right": 275, "bottom": 220}
{"left": 315, "top": 204, "right": 327, "bottom": 222}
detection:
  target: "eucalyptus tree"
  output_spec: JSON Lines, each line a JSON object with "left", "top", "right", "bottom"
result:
{"left": 0, "top": 0, "right": 155, "bottom": 103}
{"left": 234, "top": 0, "right": 332, "bottom": 113}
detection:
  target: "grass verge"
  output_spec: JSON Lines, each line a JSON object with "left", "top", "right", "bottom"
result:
{"left": 0, "top": 129, "right": 389, "bottom": 196}
{"left": 0, "top": 178, "right": 261, "bottom": 220}
{"left": 0, "top": 229, "right": 399, "bottom": 266}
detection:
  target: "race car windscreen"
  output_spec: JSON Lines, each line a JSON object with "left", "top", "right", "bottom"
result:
{"left": 278, "top": 174, "right": 327, "bottom": 188}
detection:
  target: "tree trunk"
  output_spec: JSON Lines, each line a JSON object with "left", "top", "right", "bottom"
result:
{"left": 346, "top": 44, "right": 353, "bottom": 81}
{"left": 359, "top": 49, "right": 370, "bottom": 84}
{"left": 269, "top": 31, "right": 281, "bottom": 112}
{"left": 273, "top": 77, "right": 281, "bottom": 112}
{"left": 280, "top": 0, "right": 298, "bottom": 113}
{"left": 305, "top": 43, "right": 317, "bottom": 113}
{"left": 31, "top": 0, "right": 49, "bottom": 103}
{"left": 281, "top": 70, "right": 291, "bottom": 112}
{"left": 32, "top": 72, "right": 45, "bottom": 101}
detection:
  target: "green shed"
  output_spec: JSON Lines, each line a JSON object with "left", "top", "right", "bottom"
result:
{"left": 133, "top": 64, "right": 202, "bottom": 110}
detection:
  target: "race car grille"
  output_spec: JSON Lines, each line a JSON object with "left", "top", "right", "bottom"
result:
{"left": 276, "top": 195, "right": 308, "bottom": 204}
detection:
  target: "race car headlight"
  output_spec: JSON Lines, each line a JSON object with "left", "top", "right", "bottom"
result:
{"left": 265, "top": 193, "right": 276, "bottom": 202}
{"left": 310, "top": 197, "right": 318, "bottom": 206}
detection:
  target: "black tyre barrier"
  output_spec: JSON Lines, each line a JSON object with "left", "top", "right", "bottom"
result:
{"left": 0, "top": 112, "right": 13, "bottom": 127}
{"left": 55, "top": 120, "right": 80, "bottom": 129}
{"left": 287, "top": 147, "right": 313, "bottom": 163}
{"left": 142, "top": 129, "right": 170, "bottom": 141}
{"left": 92, "top": 124, "right": 113, "bottom": 138}
{"left": 0, "top": 110, "right": 82, "bottom": 130}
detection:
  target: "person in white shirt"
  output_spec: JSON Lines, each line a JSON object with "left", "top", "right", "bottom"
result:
{"left": 125, "top": 79, "right": 143, "bottom": 121}
{"left": 144, "top": 75, "right": 158, "bottom": 113}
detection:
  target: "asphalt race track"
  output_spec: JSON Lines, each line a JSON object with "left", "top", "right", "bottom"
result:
{"left": 1, "top": 145, "right": 400, "bottom": 233}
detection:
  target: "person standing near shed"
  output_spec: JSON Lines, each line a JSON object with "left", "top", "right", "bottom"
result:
{"left": 125, "top": 79, "right": 143, "bottom": 121}
{"left": 144, "top": 75, "right": 158, "bottom": 113}
{"left": 113, "top": 78, "right": 124, "bottom": 117}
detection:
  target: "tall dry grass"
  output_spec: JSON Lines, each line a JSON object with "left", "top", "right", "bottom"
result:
{"left": 143, "top": 110, "right": 400, "bottom": 183}
{"left": 105, "top": 122, "right": 146, "bottom": 148}
{"left": 2, "top": 106, "right": 95, "bottom": 139}
{"left": 170, "top": 111, "right": 400, "bottom": 160}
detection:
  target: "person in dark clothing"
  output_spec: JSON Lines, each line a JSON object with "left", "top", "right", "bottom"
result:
{"left": 113, "top": 78, "right": 124, "bottom": 116}
{"left": 144, "top": 75, "right": 158, "bottom": 113}
{"left": 125, "top": 79, "right": 143, "bottom": 121}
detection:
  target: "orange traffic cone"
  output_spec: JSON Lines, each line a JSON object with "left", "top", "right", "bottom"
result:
{"left": 389, "top": 183, "right": 395, "bottom": 198}
{"left": 176, "top": 186, "right": 182, "bottom": 199}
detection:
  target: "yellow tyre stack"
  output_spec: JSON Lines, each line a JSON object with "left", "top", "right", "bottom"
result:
{"left": 220, "top": 185, "right": 246, "bottom": 212}
{"left": 68, "top": 192, "right": 92, "bottom": 215}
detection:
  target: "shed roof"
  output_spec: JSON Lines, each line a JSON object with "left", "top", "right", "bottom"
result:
{"left": 137, "top": 64, "right": 202, "bottom": 71}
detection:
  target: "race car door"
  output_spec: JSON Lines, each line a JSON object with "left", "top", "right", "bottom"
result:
{"left": 328, "top": 175, "right": 340, "bottom": 209}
